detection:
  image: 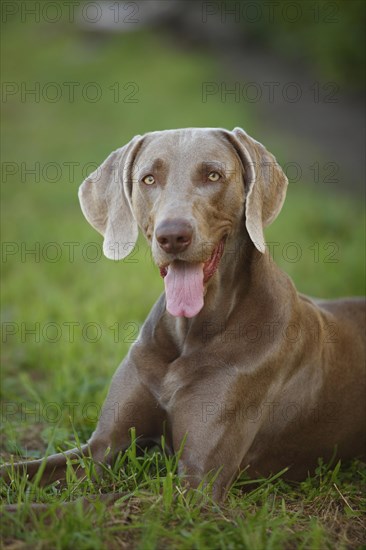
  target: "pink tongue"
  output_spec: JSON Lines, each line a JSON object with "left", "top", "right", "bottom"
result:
{"left": 164, "top": 261, "right": 204, "bottom": 318}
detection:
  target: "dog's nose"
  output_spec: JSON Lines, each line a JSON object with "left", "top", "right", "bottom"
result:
{"left": 155, "top": 219, "right": 193, "bottom": 254}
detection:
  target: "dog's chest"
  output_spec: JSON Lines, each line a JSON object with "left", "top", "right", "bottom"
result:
{"left": 159, "top": 366, "right": 188, "bottom": 409}
{"left": 143, "top": 351, "right": 237, "bottom": 413}
{"left": 136, "top": 353, "right": 195, "bottom": 409}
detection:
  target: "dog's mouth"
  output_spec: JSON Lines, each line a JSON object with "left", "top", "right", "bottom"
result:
{"left": 159, "top": 238, "right": 226, "bottom": 318}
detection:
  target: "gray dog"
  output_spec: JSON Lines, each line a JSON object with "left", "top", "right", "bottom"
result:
{"left": 2, "top": 127, "right": 365, "bottom": 501}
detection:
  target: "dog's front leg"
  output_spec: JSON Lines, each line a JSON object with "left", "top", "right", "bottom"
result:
{"left": 1, "top": 355, "right": 165, "bottom": 486}
{"left": 88, "top": 353, "right": 165, "bottom": 464}
{"left": 174, "top": 429, "right": 246, "bottom": 502}
{"left": 171, "top": 396, "right": 258, "bottom": 502}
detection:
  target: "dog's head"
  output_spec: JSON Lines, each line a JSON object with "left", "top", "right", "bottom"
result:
{"left": 79, "top": 127, "right": 288, "bottom": 317}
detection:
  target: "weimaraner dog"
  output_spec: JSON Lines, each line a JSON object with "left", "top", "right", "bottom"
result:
{"left": 2, "top": 127, "right": 365, "bottom": 501}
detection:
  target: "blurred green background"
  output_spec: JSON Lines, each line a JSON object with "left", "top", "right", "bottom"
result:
{"left": 1, "top": 0, "right": 365, "bottom": 451}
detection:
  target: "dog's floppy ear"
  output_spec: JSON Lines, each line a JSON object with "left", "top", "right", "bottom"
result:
{"left": 78, "top": 136, "right": 142, "bottom": 260}
{"left": 228, "top": 127, "right": 288, "bottom": 253}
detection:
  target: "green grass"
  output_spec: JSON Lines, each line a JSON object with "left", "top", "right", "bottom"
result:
{"left": 1, "top": 436, "right": 365, "bottom": 549}
{"left": 1, "top": 17, "right": 365, "bottom": 550}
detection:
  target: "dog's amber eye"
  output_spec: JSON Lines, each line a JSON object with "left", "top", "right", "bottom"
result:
{"left": 207, "top": 171, "right": 221, "bottom": 182}
{"left": 142, "top": 175, "right": 155, "bottom": 185}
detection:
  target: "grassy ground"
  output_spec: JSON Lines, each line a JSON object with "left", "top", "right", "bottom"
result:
{"left": 1, "top": 18, "right": 365, "bottom": 550}
{"left": 1, "top": 442, "right": 365, "bottom": 550}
